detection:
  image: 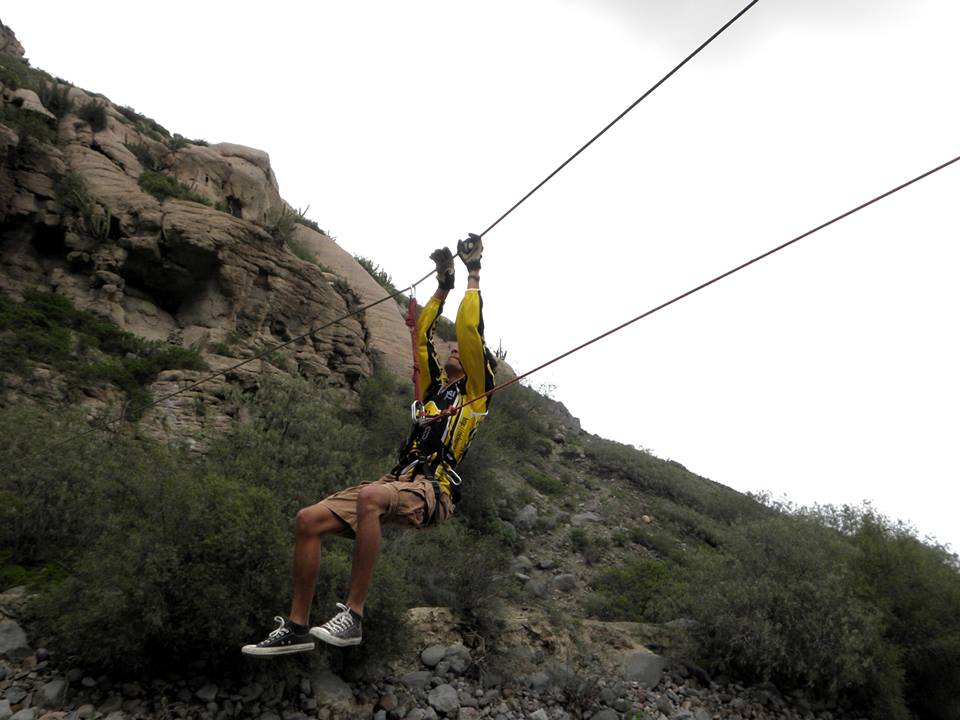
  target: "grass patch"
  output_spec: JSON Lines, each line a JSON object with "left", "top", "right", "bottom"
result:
{"left": 353, "top": 255, "right": 457, "bottom": 339}
{"left": 0, "top": 289, "right": 205, "bottom": 418}
{"left": 296, "top": 215, "right": 324, "bottom": 234}
{"left": 124, "top": 142, "right": 163, "bottom": 172}
{"left": 117, "top": 105, "right": 171, "bottom": 142}
{"left": 0, "top": 53, "right": 49, "bottom": 92}
{"left": 356, "top": 255, "right": 399, "bottom": 295}
{"left": 524, "top": 465, "right": 565, "bottom": 495}
{"left": 138, "top": 170, "right": 211, "bottom": 205}
{"left": 170, "top": 133, "right": 208, "bottom": 150}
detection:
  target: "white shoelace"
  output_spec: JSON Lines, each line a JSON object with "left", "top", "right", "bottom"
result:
{"left": 266, "top": 616, "right": 289, "bottom": 640}
{"left": 322, "top": 603, "right": 356, "bottom": 633}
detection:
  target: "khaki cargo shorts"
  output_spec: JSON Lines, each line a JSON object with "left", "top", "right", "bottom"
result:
{"left": 319, "top": 473, "right": 454, "bottom": 538}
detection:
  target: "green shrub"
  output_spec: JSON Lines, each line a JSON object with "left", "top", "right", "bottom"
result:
{"left": 569, "top": 527, "right": 588, "bottom": 553}
{"left": 77, "top": 101, "right": 108, "bottom": 132}
{"left": 585, "top": 558, "right": 675, "bottom": 621}
{"left": 264, "top": 206, "right": 300, "bottom": 246}
{"left": 355, "top": 255, "right": 399, "bottom": 294}
{"left": 354, "top": 357, "right": 411, "bottom": 457}
{"left": 453, "top": 452, "right": 512, "bottom": 538}
{"left": 37, "top": 467, "right": 290, "bottom": 673}
{"left": 124, "top": 142, "right": 163, "bottom": 172}
{"left": 434, "top": 315, "right": 457, "bottom": 342}
{"left": 205, "top": 378, "right": 368, "bottom": 516}
{"left": 677, "top": 514, "right": 898, "bottom": 716}
{"left": 628, "top": 523, "right": 686, "bottom": 562}
{"left": 0, "top": 54, "right": 36, "bottom": 90}
{"left": 0, "top": 389, "right": 420, "bottom": 673}
{"left": 38, "top": 80, "right": 73, "bottom": 118}
{"left": 468, "top": 383, "right": 549, "bottom": 459}
{"left": 58, "top": 172, "right": 94, "bottom": 215}
{"left": 138, "top": 170, "right": 211, "bottom": 205}
{"left": 390, "top": 521, "right": 509, "bottom": 637}
{"left": 310, "top": 540, "right": 413, "bottom": 664}
{"left": 0, "top": 406, "right": 97, "bottom": 565}
{"left": 295, "top": 214, "right": 324, "bottom": 234}
{"left": 57, "top": 172, "right": 115, "bottom": 240}
{"left": 837, "top": 508, "right": 960, "bottom": 720}
{"left": 649, "top": 498, "right": 730, "bottom": 549}
{"left": 583, "top": 437, "right": 766, "bottom": 530}
{"left": 117, "top": 105, "right": 170, "bottom": 141}
{"left": 170, "top": 133, "right": 208, "bottom": 149}
{"left": 523, "top": 466, "right": 565, "bottom": 495}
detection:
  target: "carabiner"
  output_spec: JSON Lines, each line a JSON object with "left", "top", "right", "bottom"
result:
{"left": 410, "top": 400, "right": 425, "bottom": 424}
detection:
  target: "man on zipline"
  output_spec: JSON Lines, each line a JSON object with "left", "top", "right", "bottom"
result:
{"left": 243, "top": 235, "right": 495, "bottom": 654}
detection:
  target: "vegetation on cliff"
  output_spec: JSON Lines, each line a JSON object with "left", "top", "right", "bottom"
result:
{"left": 1, "top": 339, "right": 958, "bottom": 719}
{"left": 0, "top": 290, "right": 205, "bottom": 417}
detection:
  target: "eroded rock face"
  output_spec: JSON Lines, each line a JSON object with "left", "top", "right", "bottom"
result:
{"left": 292, "top": 224, "right": 413, "bottom": 380}
{"left": 0, "top": 34, "right": 407, "bottom": 449}
{"left": 0, "top": 21, "right": 25, "bottom": 59}
{"left": 167, "top": 143, "right": 285, "bottom": 225}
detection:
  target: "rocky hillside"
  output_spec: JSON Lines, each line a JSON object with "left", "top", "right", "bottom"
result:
{"left": 0, "top": 18, "right": 425, "bottom": 450}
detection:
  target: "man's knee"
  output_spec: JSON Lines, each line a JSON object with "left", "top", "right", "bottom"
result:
{"left": 355, "top": 485, "right": 390, "bottom": 517}
{"left": 296, "top": 504, "right": 340, "bottom": 536}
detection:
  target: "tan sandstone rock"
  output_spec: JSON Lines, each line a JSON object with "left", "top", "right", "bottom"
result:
{"left": 10, "top": 88, "right": 56, "bottom": 120}
{"left": 0, "top": 21, "right": 25, "bottom": 58}
{"left": 168, "top": 142, "right": 285, "bottom": 225}
{"left": 292, "top": 224, "right": 418, "bottom": 380}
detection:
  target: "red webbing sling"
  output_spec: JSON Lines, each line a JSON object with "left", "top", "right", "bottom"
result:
{"left": 405, "top": 295, "right": 421, "bottom": 403}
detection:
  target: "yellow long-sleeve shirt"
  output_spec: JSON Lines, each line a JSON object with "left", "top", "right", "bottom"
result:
{"left": 392, "top": 290, "right": 495, "bottom": 500}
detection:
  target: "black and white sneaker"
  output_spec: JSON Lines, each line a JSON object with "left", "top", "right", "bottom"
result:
{"left": 310, "top": 603, "right": 363, "bottom": 647}
{"left": 241, "top": 616, "right": 315, "bottom": 656}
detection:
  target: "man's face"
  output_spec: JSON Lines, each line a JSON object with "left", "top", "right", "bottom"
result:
{"left": 444, "top": 347, "right": 464, "bottom": 378}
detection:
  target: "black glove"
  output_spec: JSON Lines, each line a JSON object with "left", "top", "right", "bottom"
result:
{"left": 457, "top": 233, "right": 483, "bottom": 271}
{"left": 430, "top": 247, "right": 455, "bottom": 290}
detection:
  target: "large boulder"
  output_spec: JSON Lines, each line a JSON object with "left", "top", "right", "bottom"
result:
{"left": 10, "top": 89, "right": 56, "bottom": 121}
{"left": 39, "top": 678, "right": 68, "bottom": 708}
{"left": 622, "top": 651, "right": 666, "bottom": 688}
{"left": 427, "top": 684, "right": 459, "bottom": 714}
{"left": 168, "top": 143, "right": 285, "bottom": 226}
{"left": 0, "top": 621, "right": 32, "bottom": 661}
{"left": 311, "top": 670, "right": 355, "bottom": 715}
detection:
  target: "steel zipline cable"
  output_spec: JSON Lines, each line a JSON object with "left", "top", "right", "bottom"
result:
{"left": 19, "top": 0, "right": 765, "bottom": 460}
{"left": 428, "top": 153, "right": 960, "bottom": 421}
{"left": 479, "top": 0, "right": 761, "bottom": 238}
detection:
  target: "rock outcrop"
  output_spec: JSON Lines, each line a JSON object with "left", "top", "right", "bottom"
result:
{"left": 0, "top": 21, "right": 24, "bottom": 59}
{"left": 0, "top": 21, "right": 417, "bottom": 446}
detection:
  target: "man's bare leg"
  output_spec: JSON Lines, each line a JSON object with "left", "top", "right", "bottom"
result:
{"left": 289, "top": 503, "right": 347, "bottom": 626}
{"left": 344, "top": 484, "right": 393, "bottom": 616}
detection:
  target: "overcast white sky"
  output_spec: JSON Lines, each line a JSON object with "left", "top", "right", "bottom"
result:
{"left": 5, "top": 1, "right": 959, "bottom": 551}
